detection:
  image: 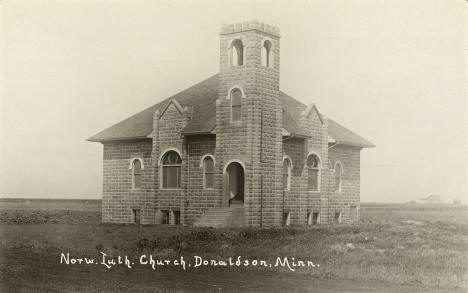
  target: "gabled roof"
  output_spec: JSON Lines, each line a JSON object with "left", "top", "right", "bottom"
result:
{"left": 87, "top": 74, "right": 218, "bottom": 142}
{"left": 87, "top": 74, "right": 374, "bottom": 148}
{"left": 328, "top": 118, "right": 375, "bottom": 148}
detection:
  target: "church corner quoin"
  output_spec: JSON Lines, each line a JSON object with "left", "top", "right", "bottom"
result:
{"left": 87, "top": 21, "right": 375, "bottom": 228}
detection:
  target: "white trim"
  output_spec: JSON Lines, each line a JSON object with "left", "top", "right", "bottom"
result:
{"left": 283, "top": 212, "right": 291, "bottom": 226}
{"left": 223, "top": 159, "right": 246, "bottom": 174}
{"left": 282, "top": 155, "right": 294, "bottom": 170}
{"left": 302, "top": 103, "right": 324, "bottom": 125}
{"left": 226, "top": 85, "right": 246, "bottom": 99}
{"left": 307, "top": 211, "right": 320, "bottom": 225}
{"left": 334, "top": 212, "right": 342, "bottom": 224}
{"left": 282, "top": 156, "right": 292, "bottom": 191}
{"left": 201, "top": 155, "right": 216, "bottom": 190}
{"left": 159, "top": 148, "right": 183, "bottom": 190}
{"left": 306, "top": 151, "right": 322, "bottom": 168}
{"left": 306, "top": 151, "right": 322, "bottom": 192}
{"left": 261, "top": 38, "right": 273, "bottom": 68}
{"left": 158, "top": 148, "right": 182, "bottom": 166}
{"left": 199, "top": 154, "right": 216, "bottom": 168}
{"left": 159, "top": 99, "right": 184, "bottom": 118}
{"left": 129, "top": 158, "right": 144, "bottom": 190}
{"left": 334, "top": 160, "right": 344, "bottom": 174}
{"left": 229, "top": 38, "right": 245, "bottom": 66}
{"left": 333, "top": 161, "right": 344, "bottom": 193}
{"left": 129, "top": 157, "right": 144, "bottom": 170}
{"left": 228, "top": 86, "right": 244, "bottom": 123}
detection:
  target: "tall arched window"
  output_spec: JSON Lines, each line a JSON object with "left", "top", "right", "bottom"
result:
{"left": 203, "top": 156, "right": 215, "bottom": 189}
{"left": 161, "top": 151, "right": 182, "bottom": 189}
{"left": 307, "top": 154, "right": 321, "bottom": 191}
{"left": 230, "top": 39, "right": 244, "bottom": 66}
{"left": 132, "top": 159, "right": 142, "bottom": 189}
{"left": 283, "top": 158, "right": 292, "bottom": 191}
{"left": 230, "top": 88, "right": 242, "bottom": 122}
{"left": 334, "top": 162, "right": 343, "bottom": 192}
{"left": 261, "top": 40, "right": 272, "bottom": 67}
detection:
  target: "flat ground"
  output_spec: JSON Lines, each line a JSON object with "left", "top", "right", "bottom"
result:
{"left": 0, "top": 199, "right": 467, "bottom": 292}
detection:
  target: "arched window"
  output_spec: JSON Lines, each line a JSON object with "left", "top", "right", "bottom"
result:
{"left": 230, "top": 88, "right": 242, "bottom": 122}
{"left": 261, "top": 40, "right": 272, "bottom": 67}
{"left": 203, "top": 156, "right": 215, "bottom": 189}
{"left": 307, "top": 154, "right": 321, "bottom": 191}
{"left": 334, "top": 162, "right": 343, "bottom": 192}
{"left": 161, "top": 151, "right": 182, "bottom": 189}
{"left": 283, "top": 158, "right": 292, "bottom": 191}
{"left": 132, "top": 159, "right": 142, "bottom": 189}
{"left": 230, "top": 39, "right": 244, "bottom": 66}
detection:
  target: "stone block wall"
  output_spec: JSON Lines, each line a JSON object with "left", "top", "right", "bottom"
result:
{"left": 102, "top": 139, "right": 153, "bottom": 224}
{"left": 152, "top": 101, "right": 190, "bottom": 225}
{"left": 217, "top": 22, "right": 282, "bottom": 227}
{"left": 185, "top": 136, "right": 218, "bottom": 225}
{"left": 100, "top": 21, "right": 363, "bottom": 227}
{"left": 328, "top": 144, "right": 361, "bottom": 223}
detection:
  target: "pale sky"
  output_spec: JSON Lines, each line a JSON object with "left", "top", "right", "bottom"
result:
{"left": 1, "top": 0, "right": 466, "bottom": 203}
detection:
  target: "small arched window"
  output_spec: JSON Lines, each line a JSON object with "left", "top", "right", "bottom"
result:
{"left": 261, "top": 40, "right": 272, "bottom": 67}
{"left": 334, "top": 162, "right": 343, "bottom": 192}
{"left": 203, "top": 156, "right": 215, "bottom": 189}
{"left": 230, "top": 88, "right": 242, "bottom": 122}
{"left": 161, "top": 151, "right": 182, "bottom": 189}
{"left": 283, "top": 158, "right": 292, "bottom": 191}
{"left": 307, "top": 154, "right": 321, "bottom": 191}
{"left": 132, "top": 159, "right": 142, "bottom": 189}
{"left": 230, "top": 39, "right": 244, "bottom": 66}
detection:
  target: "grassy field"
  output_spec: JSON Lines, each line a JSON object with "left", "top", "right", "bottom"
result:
{"left": 0, "top": 199, "right": 467, "bottom": 292}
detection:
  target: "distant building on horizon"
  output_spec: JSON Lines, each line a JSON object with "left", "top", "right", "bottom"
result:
{"left": 418, "top": 194, "right": 443, "bottom": 204}
{"left": 88, "top": 20, "right": 375, "bottom": 227}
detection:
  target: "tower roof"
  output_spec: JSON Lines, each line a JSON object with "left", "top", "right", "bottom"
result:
{"left": 87, "top": 74, "right": 374, "bottom": 148}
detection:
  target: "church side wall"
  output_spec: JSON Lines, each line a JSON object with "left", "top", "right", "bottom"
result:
{"left": 153, "top": 103, "right": 190, "bottom": 225}
{"left": 185, "top": 136, "right": 218, "bottom": 225}
{"left": 102, "top": 139, "right": 153, "bottom": 224}
{"left": 328, "top": 144, "right": 361, "bottom": 223}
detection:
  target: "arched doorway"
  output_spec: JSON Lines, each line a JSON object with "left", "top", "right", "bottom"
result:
{"left": 223, "top": 162, "right": 244, "bottom": 207}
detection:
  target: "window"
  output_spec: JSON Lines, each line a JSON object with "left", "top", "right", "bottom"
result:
{"left": 203, "top": 156, "right": 215, "bottom": 189}
{"left": 334, "top": 162, "right": 343, "bottom": 192}
{"left": 261, "top": 40, "right": 272, "bottom": 67}
{"left": 132, "top": 159, "right": 142, "bottom": 189}
{"left": 350, "top": 206, "right": 358, "bottom": 222}
{"left": 307, "top": 154, "right": 320, "bottom": 191}
{"left": 307, "top": 212, "right": 319, "bottom": 225}
{"left": 173, "top": 210, "right": 181, "bottom": 225}
{"left": 230, "top": 88, "right": 242, "bottom": 122}
{"left": 334, "top": 212, "right": 342, "bottom": 224}
{"left": 282, "top": 212, "right": 291, "bottom": 226}
{"left": 161, "top": 210, "right": 170, "bottom": 224}
{"left": 132, "top": 209, "right": 140, "bottom": 224}
{"left": 282, "top": 158, "right": 291, "bottom": 191}
{"left": 161, "top": 151, "right": 182, "bottom": 189}
{"left": 312, "top": 212, "right": 319, "bottom": 225}
{"left": 230, "top": 39, "right": 244, "bottom": 66}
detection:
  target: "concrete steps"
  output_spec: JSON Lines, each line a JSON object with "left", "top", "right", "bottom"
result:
{"left": 193, "top": 206, "right": 244, "bottom": 228}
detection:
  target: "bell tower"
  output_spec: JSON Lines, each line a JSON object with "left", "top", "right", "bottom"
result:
{"left": 215, "top": 21, "right": 283, "bottom": 226}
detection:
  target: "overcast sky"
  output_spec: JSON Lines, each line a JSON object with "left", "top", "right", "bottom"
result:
{"left": 1, "top": 0, "right": 466, "bottom": 203}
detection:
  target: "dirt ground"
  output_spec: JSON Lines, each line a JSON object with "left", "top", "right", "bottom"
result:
{"left": 0, "top": 199, "right": 467, "bottom": 292}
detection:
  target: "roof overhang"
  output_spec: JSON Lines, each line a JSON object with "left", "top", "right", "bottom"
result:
{"left": 181, "top": 131, "right": 216, "bottom": 136}
{"left": 328, "top": 139, "right": 375, "bottom": 149}
{"left": 86, "top": 136, "right": 152, "bottom": 143}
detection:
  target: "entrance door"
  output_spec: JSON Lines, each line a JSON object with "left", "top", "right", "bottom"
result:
{"left": 224, "top": 162, "right": 244, "bottom": 207}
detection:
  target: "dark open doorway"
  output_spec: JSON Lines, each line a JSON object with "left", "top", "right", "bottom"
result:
{"left": 224, "top": 162, "right": 244, "bottom": 207}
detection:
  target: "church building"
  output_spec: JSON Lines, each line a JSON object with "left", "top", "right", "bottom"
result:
{"left": 88, "top": 21, "right": 375, "bottom": 227}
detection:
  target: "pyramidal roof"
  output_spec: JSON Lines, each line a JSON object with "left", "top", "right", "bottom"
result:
{"left": 87, "top": 74, "right": 374, "bottom": 148}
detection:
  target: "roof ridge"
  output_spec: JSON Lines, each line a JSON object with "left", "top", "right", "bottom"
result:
{"left": 88, "top": 73, "right": 374, "bottom": 148}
